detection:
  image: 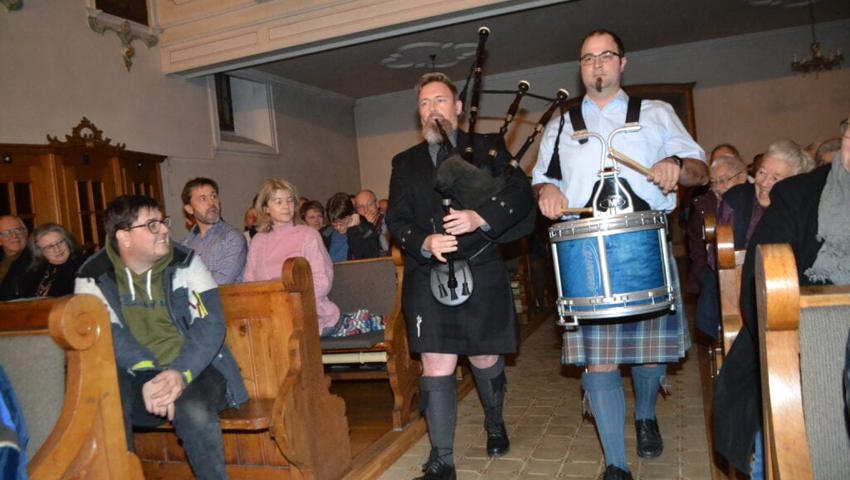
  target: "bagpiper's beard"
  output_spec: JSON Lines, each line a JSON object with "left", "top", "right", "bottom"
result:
{"left": 595, "top": 77, "right": 603, "bottom": 93}
{"left": 422, "top": 117, "right": 455, "bottom": 145}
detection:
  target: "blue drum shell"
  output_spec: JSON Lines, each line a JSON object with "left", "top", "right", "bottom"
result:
{"left": 555, "top": 228, "right": 665, "bottom": 299}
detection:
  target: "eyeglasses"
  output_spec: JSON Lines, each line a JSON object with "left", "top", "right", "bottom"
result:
{"left": 0, "top": 226, "right": 27, "bottom": 238}
{"left": 38, "top": 238, "right": 67, "bottom": 253}
{"left": 355, "top": 200, "right": 376, "bottom": 210}
{"left": 709, "top": 170, "right": 745, "bottom": 186}
{"left": 580, "top": 50, "right": 622, "bottom": 66}
{"left": 126, "top": 216, "right": 171, "bottom": 234}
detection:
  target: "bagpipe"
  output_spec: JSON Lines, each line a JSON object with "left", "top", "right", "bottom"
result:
{"left": 429, "top": 26, "right": 570, "bottom": 306}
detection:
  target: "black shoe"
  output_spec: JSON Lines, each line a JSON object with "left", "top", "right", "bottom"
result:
{"left": 602, "top": 465, "right": 633, "bottom": 480}
{"left": 413, "top": 455, "right": 456, "bottom": 480}
{"left": 486, "top": 422, "right": 510, "bottom": 457}
{"left": 635, "top": 418, "right": 663, "bottom": 458}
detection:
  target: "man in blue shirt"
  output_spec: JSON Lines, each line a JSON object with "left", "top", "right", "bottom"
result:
{"left": 181, "top": 178, "right": 247, "bottom": 284}
{"left": 533, "top": 29, "right": 707, "bottom": 480}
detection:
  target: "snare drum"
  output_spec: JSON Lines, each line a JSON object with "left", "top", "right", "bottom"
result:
{"left": 549, "top": 211, "right": 675, "bottom": 327}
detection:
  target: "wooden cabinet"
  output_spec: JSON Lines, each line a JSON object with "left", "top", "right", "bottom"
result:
{"left": 0, "top": 118, "right": 165, "bottom": 251}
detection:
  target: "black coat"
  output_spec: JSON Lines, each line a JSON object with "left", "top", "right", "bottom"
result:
{"left": 20, "top": 254, "right": 86, "bottom": 298}
{"left": 712, "top": 165, "right": 830, "bottom": 472}
{"left": 320, "top": 219, "right": 380, "bottom": 261}
{"left": 0, "top": 248, "right": 32, "bottom": 301}
{"left": 386, "top": 132, "right": 534, "bottom": 355}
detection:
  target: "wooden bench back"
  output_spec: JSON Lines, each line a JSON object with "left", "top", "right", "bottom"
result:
{"left": 0, "top": 295, "right": 144, "bottom": 479}
{"left": 756, "top": 244, "right": 850, "bottom": 480}
{"left": 329, "top": 254, "right": 399, "bottom": 316}
{"left": 715, "top": 223, "right": 745, "bottom": 353}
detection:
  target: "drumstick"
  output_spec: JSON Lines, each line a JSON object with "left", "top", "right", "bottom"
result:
{"left": 608, "top": 147, "right": 652, "bottom": 177}
{"left": 561, "top": 207, "right": 593, "bottom": 215}
{"left": 608, "top": 147, "right": 678, "bottom": 192}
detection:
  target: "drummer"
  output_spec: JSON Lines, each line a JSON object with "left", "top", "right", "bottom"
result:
{"left": 533, "top": 29, "right": 707, "bottom": 480}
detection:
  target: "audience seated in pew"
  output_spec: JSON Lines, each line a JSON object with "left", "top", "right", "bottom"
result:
{"left": 689, "top": 154, "right": 748, "bottom": 339}
{"left": 300, "top": 199, "right": 326, "bottom": 231}
{"left": 244, "top": 178, "right": 342, "bottom": 336}
{"left": 133, "top": 257, "right": 352, "bottom": 479}
{"left": 20, "top": 223, "right": 86, "bottom": 299}
{"left": 75, "top": 195, "right": 248, "bottom": 479}
{"left": 321, "top": 192, "right": 381, "bottom": 262}
{"left": 0, "top": 215, "right": 32, "bottom": 301}
{"left": 713, "top": 115, "right": 850, "bottom": 478}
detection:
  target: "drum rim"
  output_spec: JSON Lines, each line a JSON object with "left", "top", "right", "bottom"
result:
{"left": 556, "top": 290, "right": 675, "bottom": 321}
{"left": 548, "top": 211, "right": 668, "bottom": 241}
{"left": 556, "top": 286, "right": 673, "bottom": 308}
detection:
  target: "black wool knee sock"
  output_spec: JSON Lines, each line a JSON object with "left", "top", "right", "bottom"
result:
{"left": 420, "top": 374, "right": 457, "bottom": 465}
{"left": 470, "top": 356, "right": 506, "bottom": 431}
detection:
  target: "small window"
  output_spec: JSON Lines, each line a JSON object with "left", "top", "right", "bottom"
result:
{"left": 210, "top": 73, "right": 278, "bottom": 157}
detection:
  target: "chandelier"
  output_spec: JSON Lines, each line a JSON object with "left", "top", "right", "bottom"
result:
{"left": 791, "top": 0, "right": 843, "bottom": 74}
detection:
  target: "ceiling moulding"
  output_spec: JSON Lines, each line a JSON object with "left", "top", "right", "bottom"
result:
{"left": 154, "top": 0, "right": 569, "bottom": 76}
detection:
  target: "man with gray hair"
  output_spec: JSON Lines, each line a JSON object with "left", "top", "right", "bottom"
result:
{"left": 0, "top": 215, "right": 31, "bottom": 301}
{"left": 687, "top": 154, "right": 747, "bottom": 338}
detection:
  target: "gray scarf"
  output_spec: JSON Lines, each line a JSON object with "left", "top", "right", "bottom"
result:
{"left": 805, "top": 157, "right": 850, "bottom": 284}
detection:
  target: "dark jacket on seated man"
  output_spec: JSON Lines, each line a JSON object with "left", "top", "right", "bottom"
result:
{"left": 0, "top": 249, "right": 32, "bottom": 301}
{"left": 320, "top": 220, "right": 380, "bottom": 261}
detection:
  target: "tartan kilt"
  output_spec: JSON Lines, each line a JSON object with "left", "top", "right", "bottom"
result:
{"left": 561, "top": 252, "right": 691, "bottom": 366}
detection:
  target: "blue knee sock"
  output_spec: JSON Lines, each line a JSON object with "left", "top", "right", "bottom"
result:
{"left": 582, "top": 370, "right": 627, "bottom": 470}
{"left": 632, "top": 364, "right": 667, "bottom": 421}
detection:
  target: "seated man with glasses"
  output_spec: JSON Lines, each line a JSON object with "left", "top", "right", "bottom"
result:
{"left": 687, "top": 153, "right": 748, "bottom": 339}
{"left": 0, "top": 215, "right": 31, "bottom": 301}
{"left": 321, "top": 192, "right": 380, "bottom": 262}
{"left": 354, "top": 189, "right": 391, "bottom": 256}
{"left": 75, "top": 195, "right": 248, "bottom": 480}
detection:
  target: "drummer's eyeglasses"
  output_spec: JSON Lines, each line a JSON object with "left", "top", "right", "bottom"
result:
{"left": 580, "top": 50, "right": 622, "bottom": 66}
{"left": 126, "top": 216, "right": 171, "bottom": 234}
{"left": 709, "top": 171, "right": 745, "bottom": 186}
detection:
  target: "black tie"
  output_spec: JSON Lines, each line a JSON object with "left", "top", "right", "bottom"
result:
{"left": 436, "top": 144, "right": 450, "bottom": 167}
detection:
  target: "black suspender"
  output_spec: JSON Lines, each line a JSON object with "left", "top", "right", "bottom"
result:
{"left": 544, "top": 96, "right": 642, "bottom": 181}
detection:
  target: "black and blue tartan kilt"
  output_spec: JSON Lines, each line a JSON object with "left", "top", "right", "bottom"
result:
{"left": 561, "top": 252, "right": 691, "bottom": 366}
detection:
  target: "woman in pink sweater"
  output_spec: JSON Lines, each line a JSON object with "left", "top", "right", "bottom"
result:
{"left": 244, "top": 178, "right": 340, "bottom": 335}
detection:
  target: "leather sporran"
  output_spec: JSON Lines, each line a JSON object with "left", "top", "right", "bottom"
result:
{"left": 430, "top": 259, "right": 474, "bottom": 307}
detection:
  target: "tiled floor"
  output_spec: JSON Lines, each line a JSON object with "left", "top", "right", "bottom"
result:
{"left": 379, "top": 321, "right": 712, "bottom": 480}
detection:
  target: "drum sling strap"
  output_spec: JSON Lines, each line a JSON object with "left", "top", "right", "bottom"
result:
{"left": 543, "top": 96, "right": 642, "bottom": 180}
{"left": 544, "top": 96, "right": 650, "bottom": 212}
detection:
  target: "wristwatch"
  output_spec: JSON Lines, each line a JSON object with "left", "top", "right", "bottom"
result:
{"left": 668, "top": 155, "right": 683, "bottom": 168}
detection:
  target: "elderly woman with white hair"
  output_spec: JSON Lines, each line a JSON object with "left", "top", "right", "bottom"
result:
{"left": 717, "top": 139, "right": 813, "bottom": 250}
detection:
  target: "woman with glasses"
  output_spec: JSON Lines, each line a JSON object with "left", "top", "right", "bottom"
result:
{"left": 21, "top": 223, "right": 86, "bottom": 298}
{"left": 243, "top": 178, "right": 341, "bottom": 336}
{"left": 717, "top": 139, "right": 812, "bottom": 250}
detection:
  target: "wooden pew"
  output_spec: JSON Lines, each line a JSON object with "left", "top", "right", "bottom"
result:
{"left": 322, "top": 247, "right": 421, "bottom": 430}
{"left": 0, "top": 295, "right": 145, "bottom": 480}
{"left": 756, "top": 244, "right": 850, "bottom": 480}
{"left": 703, "top": 214, "right": 745, "bottom": 376}
{"left": 135, "top": 257, "right": 352, "bottom": 480}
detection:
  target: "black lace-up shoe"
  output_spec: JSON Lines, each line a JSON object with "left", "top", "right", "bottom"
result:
{"left": 486, "top": 422, "right": 510, "bottom": 457}
{"left": 635, "top": 418, "right": 663, "bottom": 458}
{"left": 602, "top": 465, "right": 633, "bottom": 480}
{"left": 412, "top": 455, "right": 456, "bottom": 480}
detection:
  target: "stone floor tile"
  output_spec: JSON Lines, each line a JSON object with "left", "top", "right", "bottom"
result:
{"left": 559, "top": 461, "right": 603, "bottom": 477}
{"left": 522, "top": 458, "right": 563, "bottom": 476}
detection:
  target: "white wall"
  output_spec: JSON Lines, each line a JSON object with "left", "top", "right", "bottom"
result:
{"left": 0, "top": 1, "right": 360, "bottom": 241}
{"left": 355, "top": 20, "right": 850, "bottom": 199}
